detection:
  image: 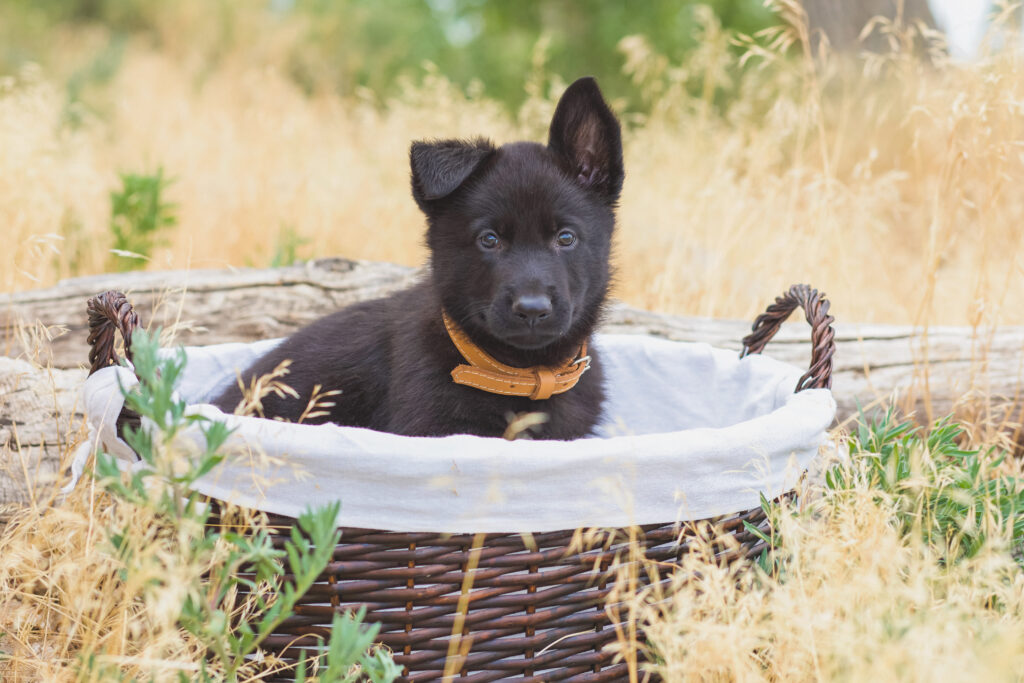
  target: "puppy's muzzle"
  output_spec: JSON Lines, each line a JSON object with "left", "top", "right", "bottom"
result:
{"left": 512, "top": 294, "right": 552, "bottom": 328}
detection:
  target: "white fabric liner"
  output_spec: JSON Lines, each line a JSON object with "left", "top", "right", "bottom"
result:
{"left": 74, "top": 334, "right": 836, "bottom": 533}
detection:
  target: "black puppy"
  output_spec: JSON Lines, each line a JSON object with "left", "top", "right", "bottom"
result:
{"left": 213, "top": 77, "right": 623, "bottom": 439}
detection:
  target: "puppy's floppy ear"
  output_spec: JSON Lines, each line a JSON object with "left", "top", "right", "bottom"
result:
{"left": 548, "top": 77, "right": 624, "bottom": 205}
{"left": 410, "top": 137, "right": 496, "bottom": 210}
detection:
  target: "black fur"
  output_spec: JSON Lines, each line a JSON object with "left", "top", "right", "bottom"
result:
{"left": 213, "top": 77, "right": 624, "bottom": 439}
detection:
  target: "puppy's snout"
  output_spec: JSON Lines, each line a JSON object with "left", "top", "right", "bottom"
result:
{"left": 512, "top": 294, "right": 553, "bottom": 326}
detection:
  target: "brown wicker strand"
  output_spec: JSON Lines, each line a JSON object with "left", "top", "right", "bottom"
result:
{"left": 252, "top": 507, "right": 771, "bottom": 681}
{"left": 87, "top": 290, "right": 140, "bottom": 376}
{"left": 86, "top": 290, "right": 143, "bottom": 437}
{"left": 740, "top": 283, "right": 835, "bottom": 391}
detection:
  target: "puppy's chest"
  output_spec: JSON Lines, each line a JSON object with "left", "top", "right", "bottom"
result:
{"left": 386, "top": 351, "right": 605, "bottom": 439}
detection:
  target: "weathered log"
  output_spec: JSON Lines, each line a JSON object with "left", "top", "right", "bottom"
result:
{"left": 2, "top": 258, "right": 419, "bottom": 368}
{"left": 2, "top": 258, "right": 1022, "bottom": 509}
{"left": 0, "top": 357, "right": 87, "bottom": 515}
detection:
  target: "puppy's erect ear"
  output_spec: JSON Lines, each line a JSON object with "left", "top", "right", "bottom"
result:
{"left": 548, "top": 77, "right": 623, "bottom": 205}
{"left": 410, "top": 137, "right": 496, "bottom": 210}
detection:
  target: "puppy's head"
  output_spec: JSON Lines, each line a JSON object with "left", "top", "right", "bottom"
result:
{"left": 410, "top": 77, "right": 623, "bottom": 354}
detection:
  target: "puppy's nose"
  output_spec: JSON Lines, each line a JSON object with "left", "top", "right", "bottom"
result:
{"left": 513, "top": 294, "right": 552, "bottom": 325}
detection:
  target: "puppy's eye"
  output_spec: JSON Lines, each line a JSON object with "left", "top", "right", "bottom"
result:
{"left": 478, "top": 231, "right": 500, "bottom": 250}
{"left": 556, "top": 229, "right": 577, "bottom": 247}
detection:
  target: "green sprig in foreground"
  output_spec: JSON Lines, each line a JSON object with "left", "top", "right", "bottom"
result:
{"left": 748, "top": 407, "right": 1024, "bottom": 579}
{"left": 830, "top": 408, "right": 1024, "bottom": 565}
{"left": 92, "top": 329, "right": 399, "bottom": 682}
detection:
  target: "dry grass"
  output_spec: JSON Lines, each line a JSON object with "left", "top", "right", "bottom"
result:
{"left": 0, "top": 333, "right": 376, "bottom": 682}
{"left": 2, "top": 2, "right": 1024, "bottom": 682}
{"left": 2, "top": 2, "right": 1023, "bottom": 325}
{"left": 594, "top": 412, "right": 1024, "bottom": 683}
{"left": 0, "top": 483, "right": 205, "bottom": 681}
{"left": 626, "top": 489, "right": 1024, "bottom": 682}
{"left": 0, "top": 480, "right": 324, "bottom": 682}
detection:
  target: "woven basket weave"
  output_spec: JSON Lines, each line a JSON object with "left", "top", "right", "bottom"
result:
{"left": 85, "top": 284, "right": 834, "bottom": 682}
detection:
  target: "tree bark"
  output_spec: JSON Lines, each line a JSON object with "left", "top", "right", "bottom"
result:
{"left": 3, "top": 258, "right": 1022, "bottom": 510}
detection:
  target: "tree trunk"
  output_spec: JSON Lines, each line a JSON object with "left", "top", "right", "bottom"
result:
{"left": 802, "top": 0, "right": 939, "bottom": 52}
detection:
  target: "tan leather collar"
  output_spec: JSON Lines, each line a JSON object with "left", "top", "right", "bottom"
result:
{"left": 442, "top": 312, "right": 591, "bottom": 400}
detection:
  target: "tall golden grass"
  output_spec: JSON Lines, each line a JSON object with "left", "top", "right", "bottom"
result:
{"left": 2, "top": 1, "right": 1023, "bottom": 325}
{"left": 3, "top": 2, "right": 1024, "bottom": 682}
{"left": 626, "top": 487, "right": 1024, "bottom": 681}
{"left": 0, "top": 483, "right": 208, "bottom": 681}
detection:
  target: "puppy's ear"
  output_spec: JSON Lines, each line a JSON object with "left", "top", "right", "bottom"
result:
{"left": 410, "top": 138, "right": 496, "bottom": 210}
{"left": 548, "top": 77, "right": 623, "bottom": 205}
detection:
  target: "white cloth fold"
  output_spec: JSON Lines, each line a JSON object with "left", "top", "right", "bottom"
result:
{"left": 72, "top": 334, "right": 836, "bottom": 533}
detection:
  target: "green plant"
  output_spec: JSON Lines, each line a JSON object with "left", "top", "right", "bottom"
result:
{"left": 107, "top": 167, "right": 177, "bottom": 272}
{"left": 746, "top": 410, "right": 1024, "bottom": 580}
{"left": 827, "top": 408, "right": 1024, "bottom": 564}
{"left": 635, "top": 414, "right": 1024, "bottom": 681}
{"left": 742, "top": 493, "right": 784, "bottom": 577}
{"left": 64, "top": 34, "right": 126, "bottom": 127}
{"left": 270, "top": 223, "right": 311, "bottom": 267}
{"left": 91, "top": 329, "right": 399, "bottom": 681}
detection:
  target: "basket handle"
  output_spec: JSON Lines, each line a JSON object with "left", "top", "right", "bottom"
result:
{"left": 740, "top": 284, "right": 834, "bottom": 392}
{"left": 87, "top": 290, "right": 140, "bottom": 376}
{"left": 86, "top": 285, "right": 834, "bottom": 392}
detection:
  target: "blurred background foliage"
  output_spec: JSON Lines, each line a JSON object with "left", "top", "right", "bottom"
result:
{"left": 4, "top": 0, "right": 1023, "bottom": 329}
{"left": 0, "top": 0, "right": 774, "bottom": 111}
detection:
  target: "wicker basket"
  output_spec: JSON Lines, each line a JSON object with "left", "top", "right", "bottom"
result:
{"left": 85, "top": 285, "right": 834, "bottom": 682}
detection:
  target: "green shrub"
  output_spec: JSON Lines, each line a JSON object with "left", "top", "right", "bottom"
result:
{"left": 747, "top": 409, "right": 1024, "bottom": 579}
{"left": 91, "top": 329, "right": 399, "bottom": 681}
{"left": 270, "top": 224, "right": 311, "bottom": 268}
{"left": 828, "top": 409, "right": 1024, "bottom": 564}
{"left": 107, "top": 167, "right": 177, "bottom": 272}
